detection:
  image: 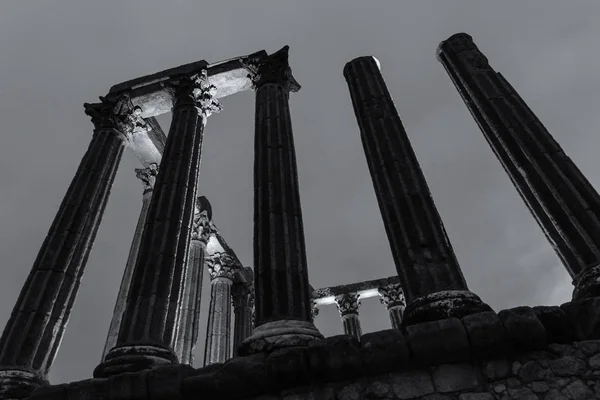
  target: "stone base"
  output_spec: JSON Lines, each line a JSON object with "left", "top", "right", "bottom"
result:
{"left": 402, "top": 290, "right": 492, "bottom": 326}
{"left": 93, "top": 344, "right": 177, "bottom": 378}
{"left": 0, "top": 369, "right": 48, "bottom": 400}
{"left": 238, "top": 319, "right": 323, "bottom": 356}
{"left": 573, "top": 264, "right": 600, "bottom": 300}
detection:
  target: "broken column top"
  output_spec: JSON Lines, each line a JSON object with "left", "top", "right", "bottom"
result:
{"left": 108, "top": 50, "right": 268, "bottom": 118}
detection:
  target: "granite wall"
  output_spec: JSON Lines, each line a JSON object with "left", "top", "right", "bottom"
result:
{"left": 26, "top": 297, "right": 600, "bottom": 400}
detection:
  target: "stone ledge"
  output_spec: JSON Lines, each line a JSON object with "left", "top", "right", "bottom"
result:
{"left": 25, "top": 297, "right": 600, "bottom": 400}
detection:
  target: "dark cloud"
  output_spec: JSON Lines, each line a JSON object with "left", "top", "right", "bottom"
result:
{"left": 0, "top": 0, "right": 596, "bottom": 384}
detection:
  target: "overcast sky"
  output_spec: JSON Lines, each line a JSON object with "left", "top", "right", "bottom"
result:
{"left": 0, "top": 0, "right": 599, "bottom": 385}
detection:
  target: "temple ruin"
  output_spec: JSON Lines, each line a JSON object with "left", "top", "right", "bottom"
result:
{"left": 0, "top": 34, "right": 600, "bottom": 400}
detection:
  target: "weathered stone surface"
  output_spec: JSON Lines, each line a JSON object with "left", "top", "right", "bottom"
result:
{"left": 562, "top": 380, "right": 593, "bottom": 400}
{"left": 360, "top": 329, "right": 409, "bottom": 375}
{"left": 27, "top": 384, "right": 68, "bottom": 400}
{"left": 518, "top": 361, "right": 552, "bottom": 382}
{"left": 461, "top": 311, "right": 507, "bottom": 355}
{"left": 531, "top": 381, "right": 550, "bottom": 393}
{"left": 562, "top": 298, "right": 600, "bottom": 340}
{"left": 182, "top": 354, "right": 267, "bottom": 399}
{"left": 389, "top": 370, "right": 435, "bottom": 399}
{"left": 578, "top": 340, "right": 600, "bottom": 356}
{"left": 147, "top": 364, "right": 195, "bottom": 400}
{"left": 106, "top": 370, "right": 148, "bottom": 400}
{"left": 406, "top": 318, "right": 469, "bottom": 365}
{"left": 432, "top": 363, "right": 481, "bottom": 393}
{"left": 589, "top": 353, "right": 600, "bottom": 368}
{"left": 266, "top": 347, "right": 310, "bottom": 388}
{"left": 307, "top": 335, "right": 364, "bottom": 383}
{"left": 545, "top": 389, "right": 568, "bottom": 399}
{"left": 458, "top": 394, "right": 494, "bottom": 400}
{"left": 65, "top": 378, "right": 109, "bottom": 400}
{"left": 532, "top": 306, "right": 574, "bottom": 344}
{"left": 548, "top": 356, "right": 587, "bottom": 377}
{"left": 498, "top": 307, "right": 546, "bottom": 350}
{"left": 483, "top": 359, "right": 510, "bottom": 381}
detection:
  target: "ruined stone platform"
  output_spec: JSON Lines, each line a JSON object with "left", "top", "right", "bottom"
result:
{"left": 26, "top": 297, "right": 600, "bottom": 400}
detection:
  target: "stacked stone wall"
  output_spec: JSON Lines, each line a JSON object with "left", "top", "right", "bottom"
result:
{"left": 26, "top": 297, "right": 600, "bottom": 400}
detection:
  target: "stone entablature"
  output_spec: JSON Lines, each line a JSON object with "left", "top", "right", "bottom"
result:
{"left": 25, "top": 297, "right": 600, "bottom": 400}
{"left": 312, "top": 275, "right": 400, "bottom": 306}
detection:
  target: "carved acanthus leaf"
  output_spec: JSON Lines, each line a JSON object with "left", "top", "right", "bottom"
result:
{"left": 310, "top": 299, "right": 319, "bottom": 321}
{"left": 232, "top": 283, "right": 254, "bottom": 308}
{"left": 250, "top": 46, "right": 300, "bottom": 93}
{"left": 84, "top": 93, "right": 149, "bottom": 138}
{"left": 134, "top": 163, "right": 159, "bottom": 191}
{"left": 164, "top": 70, "right": 223, "bottom": 117}
{"left": 378, "top": 284, "right": 406, "bottom": 309}
{"left": 335, "top": 293, "right": 361, "bottom": 317}
{"left": 205, "top": 252, "right": 237, "bottom": 280}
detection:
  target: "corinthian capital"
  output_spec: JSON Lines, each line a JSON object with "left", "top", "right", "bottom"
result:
{"left": 191, "top": 212, "right": 217, "bottom": 245}
{"left": 378, "top": 284, "right": 406, "bottom": 309}
{"left": 335, "top": 293, "right": 361, "bottom": 317}
{"left": 134, "top": 163, "right": 159, "bottom": 192}
{"left": 247, "top": 46, "right": 300, "bottom": 93}
{"left": 84, "top": 93, "right": 149, "bottom": 138}
{"left": 205, "top": 252, "right": 237, "bottom": 281}
{"left": 232, "top": 283, "right": 254, "bottom": 308}
{"left": 164, "top": 70, "right": 223, "bottom": 117}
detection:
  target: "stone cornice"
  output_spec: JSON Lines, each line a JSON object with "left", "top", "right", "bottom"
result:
{"left": 84, "top": 93, "right": 149, "bottom": 139}
{"left": 312, "top": 275, "right": 400, "bottom": 306}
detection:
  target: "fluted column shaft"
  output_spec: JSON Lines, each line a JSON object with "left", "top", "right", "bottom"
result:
{"left": 232, "top": 284, "right": 254, "bottom": 357}
{"left": 203, "top": 253, "right": 235, "bottom": 366}
{"left": 0, "top": 94, "right": 135, "bottom": 398}
{"left": 102, "top": 164, "right": 157, "bottom": 360}
{"left": 335, "top": 294, "right": 362, "bottom": 339}
{"left": 378, "top": 284, "right": 406, "bottom": 330}
{"left": 240, "top": 46, "right": 321, "bottom": 354}
{"left": 95, "top": 72, "right": 222, "bottom": 378}
{"left": 252, "top": 47, "right": 312, "bottom": 326}
{"left": 437, "top": 33, "right": 600, "bottom": 300}
{"left": 344, "top": 57, "right": 490, "bottom": 324}
{"left": 176, "top": 239, "right": 205, "bottom": 365}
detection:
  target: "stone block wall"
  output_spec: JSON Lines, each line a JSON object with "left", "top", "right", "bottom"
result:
{"left": 26, "top": 297, "right": 600, "bottom": 400}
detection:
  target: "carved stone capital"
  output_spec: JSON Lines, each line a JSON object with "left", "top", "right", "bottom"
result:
{"left": 378, "top": 284, "right": 406, "bottom": 309}
{"left": 334, "top": 293, "right": 361, "bottom": 317}
{"left": 134, "top": 163, "right": 159, "bottom": 192}
{"left": 191, "top": 215, "right": 217, "bottom": 245}
{"left": 84, "top": 93, "right": 149, "bottom": 138}
{"left": 310, "top": 299, "right": 319, "bottom": 321}
{"left": 205, "top": 252, "right": 236, "bottom": 281}
{"left": 232, "top": 283, "right": 254, "bottom": 308}
{"left": 164, "top": 70, "right": 223, "bottom": 117}
{"left": 247, "top": 46, "right": 300, "bottom": 92}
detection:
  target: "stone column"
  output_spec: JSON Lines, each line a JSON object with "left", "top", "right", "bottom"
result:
{"left": 343, "top": 56, "right": 490, "bottom": 325}
{"left": 174, "top": 196, "right": 214, "bottom": 365}
{"left": 94, "top": 71, "right": 222, "bottom": 378}
{"left": 378, "top": 284, "right": 406, "bottom": 330}
{"left": 334, "top": 294, "right": 362, "bottom": 339}
{"left": 0, "top": 94, "right": 139, "bottom": 398}
{"left": 102, "top": 163, "right": 158, "bottom": 361}
{"left": 240, "top": 46, "right": 322, "bottom": 354}
{"left": 437, "top": 33, "right": 600, "bottom": 300}
{"left": 203, "top": 252, "right": 236, "bottom": 366}
{"left": 232, "top": 283, "right": 254, "bottom": 357}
